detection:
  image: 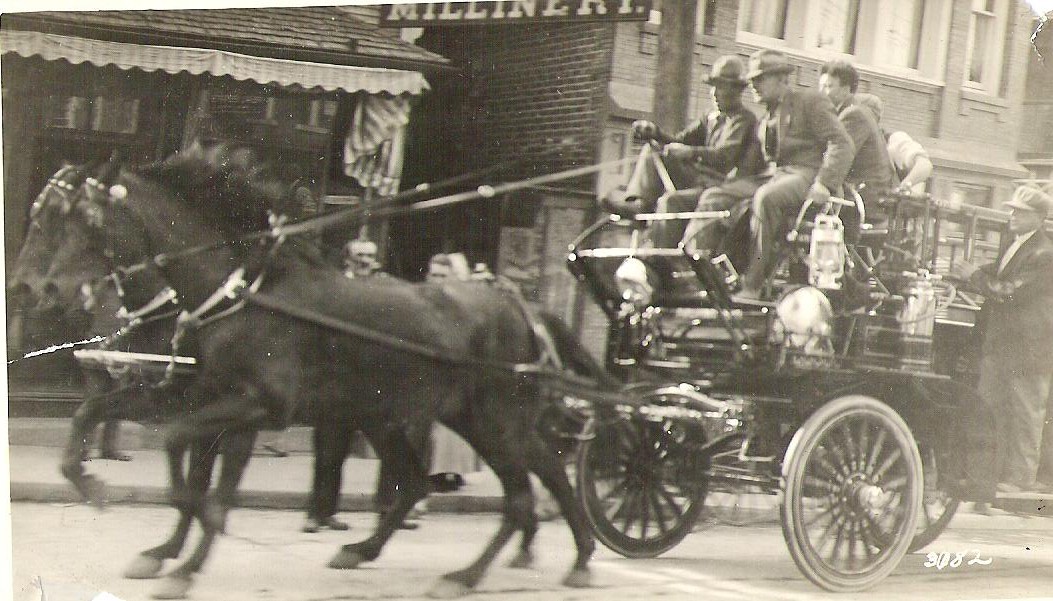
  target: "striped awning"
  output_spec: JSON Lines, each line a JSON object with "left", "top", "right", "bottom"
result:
{"left": 0, "top": 29, "right": 429, "bottom": 95}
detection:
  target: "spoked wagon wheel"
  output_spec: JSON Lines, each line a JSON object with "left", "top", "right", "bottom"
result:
{"left": 909, "top": 445, "right": 960, "bottom": 552}
{"left": 576, "top": 414, "right": 708, "bottom": 558}
{"left": 781, "top": 395, "right": 922, "bottom": 592}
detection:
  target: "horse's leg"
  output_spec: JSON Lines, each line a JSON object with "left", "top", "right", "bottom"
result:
{"left": 152, "top": 400, "right": 266, "bottom": 600}
{"left": 99, "top": 418, "right": 132, "bottom": 461}
{"left": 124, "top": 439, "right": 216, "bottom": 581}
{"left": 154, "top": 428, "right": 255, "bottom": 601}
{"left": 328, "top": 429, "right": 429, "bottom": 570}
{"left": 428, "top": 435, "right": 533, "bottom": 598}
{"left": 201, "top": 428, "right": 258, "bottom": 534}
{"left": 522, "top": 431, "right": 593, "bottom": 588}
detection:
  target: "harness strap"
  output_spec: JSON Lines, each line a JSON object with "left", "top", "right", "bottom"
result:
{"left": 117, "top": 286, "right": 179, "bottom": 323}
{"left": 241, "top": 290, "right": 543, "bottom": 373}
{"left": 500, "top": 281, "right": 564, "bottom": 372}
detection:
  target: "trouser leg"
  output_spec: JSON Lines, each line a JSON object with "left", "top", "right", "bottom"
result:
{"left": 1001, "top": 366, "right": 1051, "bottom": 487}
{"left": 1036, "top": 379, "right": 1053, "bottom": 483}
{"left": 741, "top": 171, "right": 812, "bottom": 292}
{"left": 682, "top": 176, "right": 765, "bottom": 255}
{"left": 309, "top": 421, "right": 353, "bottom": 520}
{"left": 647, "top": 189, "right": 704, "bottom": 248}
{"left": 603, "top": 145, "right": 701, "bottom": 215}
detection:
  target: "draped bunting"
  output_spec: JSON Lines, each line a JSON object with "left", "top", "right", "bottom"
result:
{"left": 343, "top": 94, "right": 412, "bottom": 196}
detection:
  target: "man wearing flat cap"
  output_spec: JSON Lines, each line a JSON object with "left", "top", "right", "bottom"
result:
{"left": 602, "top": 55, "right": 765, "bottom": 248}
{"left": 952, "top": 184, "right": 1053, "bottom": 493}
{"left": 737, "top": 49, "right": 854, "bottom": 298}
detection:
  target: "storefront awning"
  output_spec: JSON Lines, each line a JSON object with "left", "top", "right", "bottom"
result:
{"left": 0, "top": 30, "right": 429, "bottom": 95}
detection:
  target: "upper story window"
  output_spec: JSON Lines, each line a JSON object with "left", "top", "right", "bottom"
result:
{"left": 814, "top": 0, "right": 861, "bottom": 54}
{"left": 964, "top": 0, "right": 1010, "bottom": 95}
{"left": 740, "top": 0, "right": 788, "bottom": 39}
{"left": 737, "top": 0, "right": 953, "bottom": 81}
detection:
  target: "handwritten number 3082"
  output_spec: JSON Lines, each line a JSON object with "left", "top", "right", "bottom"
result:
{"left": 924, "top": 550, "right": 993, "bottom": 569}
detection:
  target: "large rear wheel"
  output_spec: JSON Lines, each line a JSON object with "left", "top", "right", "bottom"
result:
{"left": 576, "top": 414, "right": 708, "bottom": 558}
{"left": 781, "top": 395, "right": 923, "bottom": 592}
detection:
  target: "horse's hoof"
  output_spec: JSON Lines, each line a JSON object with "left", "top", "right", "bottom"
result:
{"left": 562, "top": 568, "right": 591, "bottom": 588}
{"left": 202, "top": 499, "right": 228, "bottom": 534}
{"left": 506, "top": 550, "right": 534, "bottom": 569}
{"left": 151, "top": 575, "right": 192, "bottom": 599}
{"left": 327, "top": 549, "right": 365, "bottom": 570}
{"left": 123, "top": 555, "right": 164, "bottom": 579}
{"left": 427, "top": 577, "right": 472, "bottom": 599}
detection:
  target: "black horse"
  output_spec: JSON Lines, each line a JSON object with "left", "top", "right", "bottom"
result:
{"left": 15, "top": 144, "right": 603, "bottom": 598}
{"left": 7, "top": 162, "right": 297, "bottom": 598}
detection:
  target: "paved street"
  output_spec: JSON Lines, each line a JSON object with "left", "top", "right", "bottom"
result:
{"left": 11, "top": 502, "right": 1053, "bottom": 601}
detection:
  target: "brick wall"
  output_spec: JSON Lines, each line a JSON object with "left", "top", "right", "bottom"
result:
{"left": 463, "top": 22, "right": 616, "bottom": 187}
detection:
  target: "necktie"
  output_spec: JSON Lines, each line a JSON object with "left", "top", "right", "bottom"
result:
{"left": 764, "top": 111, "right": 778, "bottom": 162}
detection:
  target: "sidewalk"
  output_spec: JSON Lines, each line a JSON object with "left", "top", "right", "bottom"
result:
{"left": 7, "top": 419, "right": 505, "bottom": 513}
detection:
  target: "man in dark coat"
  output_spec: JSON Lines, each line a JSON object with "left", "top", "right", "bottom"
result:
{"left": 952, "top": 184, "right": 1053, "bottom": 492}
{"left": 738, "top": 49, "right": 855, "bottom": 297}
{"left": 602, "top": 55, "right": 765, "bottom": 248}
{"left": 818, "top": 60, "right": 893, "bottom": 207}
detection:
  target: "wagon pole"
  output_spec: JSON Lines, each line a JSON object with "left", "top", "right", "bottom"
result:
{"left": 274, "top": 157, "right": 634, "bottom": 239}
{"left": 116, "top": 156, "right": 635, "bottom": 279}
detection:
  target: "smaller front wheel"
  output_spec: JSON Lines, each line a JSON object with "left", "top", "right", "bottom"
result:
{"left": 781, "top": 395, "right": 923, "bottom": 592}
{"left": 576, "top": 415, "right": 708, "bottom": 558}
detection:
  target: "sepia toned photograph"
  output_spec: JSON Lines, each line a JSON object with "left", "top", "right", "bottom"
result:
{"left": 3, "top": 0, "right": 1053, "bottom": 599}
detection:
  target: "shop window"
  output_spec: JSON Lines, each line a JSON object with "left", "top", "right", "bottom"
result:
{"left": 45, "top": 94, "right": 140, "bottom": 134}
{"left": 964, "top": 0, "right": 1009, "bottom": 95}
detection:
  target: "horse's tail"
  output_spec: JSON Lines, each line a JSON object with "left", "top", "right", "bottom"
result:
{"left": 535, "top": 311, "right": 618, "bottom": 390}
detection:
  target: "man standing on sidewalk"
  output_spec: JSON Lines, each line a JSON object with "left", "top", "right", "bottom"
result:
{"left": 951, "top": 184, "right": 1053, "bottom": 493}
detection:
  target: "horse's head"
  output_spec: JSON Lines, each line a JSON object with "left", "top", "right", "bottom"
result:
{"left": 5, "top": 162, "right": 117, "bottom": 353}
{"left": 9, "top": 156, "right": 149, "bottom": 322}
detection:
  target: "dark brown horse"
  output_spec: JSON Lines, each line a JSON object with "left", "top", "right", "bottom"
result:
{"left": 7, "top": 162, "right": 278, "bottom": 597}
{"left": 17, "top": 144, "right": 601, "bottom": 598}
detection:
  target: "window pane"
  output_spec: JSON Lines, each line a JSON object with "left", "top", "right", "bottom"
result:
{"left": 742, "top": 0, "right": 788, "bottom": 38}
{"left": 882, "top": 0, "right": 926, "bottom": 68}
{"left": 968, "top": 15, "right": 991, "bottom": 83}
{"left": 815, "top": 0, "right": 861, "bottom": 54}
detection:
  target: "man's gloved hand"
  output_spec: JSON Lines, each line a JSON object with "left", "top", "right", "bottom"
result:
{"left": 631, "top": 120, "right": 658, "bottom": 141}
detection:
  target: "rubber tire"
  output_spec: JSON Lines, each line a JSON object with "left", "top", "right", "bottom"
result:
{"left": 576, "top": 415, "right": 707, "bottom": 558}
{"left": 908, "top": 445, "right": 960, "bottom": 552}
{"left": 909, "top": 496, "right": 960, "bottom": 553}
{"left": 781, "top": 395, "right": 923, "bottom": 592}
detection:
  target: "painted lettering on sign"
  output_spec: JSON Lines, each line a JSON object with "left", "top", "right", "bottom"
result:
{"left": 380, "top": 0, "right": 653, "bottom": 26}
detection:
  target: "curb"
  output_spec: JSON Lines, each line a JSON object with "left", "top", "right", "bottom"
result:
{"left": 9, "top": 481, "right": 504, "bottom": 514}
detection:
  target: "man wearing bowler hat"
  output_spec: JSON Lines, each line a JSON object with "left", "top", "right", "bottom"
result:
{"left": 602, "top": 55, "right": 765, "bottom": 248}
{"left": 952, "top": 183, "right": 1053, "bottom": 493}
{"left": 737, "top": 49, "right": 854, "bottom": 298}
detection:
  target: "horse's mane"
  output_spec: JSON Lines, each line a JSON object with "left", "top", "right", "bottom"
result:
{"left": 134, "top": 143, "right": 294, "bottom": 233}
